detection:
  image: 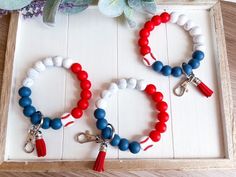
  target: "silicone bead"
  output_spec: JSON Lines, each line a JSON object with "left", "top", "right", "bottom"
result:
{"left": 77, "top": 70, "right": 88, "bottom": 80}
{"left": 184, "top": 20, "right": 195, "bottom": 31}
{"left": 51, "top": 118, "right": 62, "bottom": 130}
{"left": 53, "top": 56, "right": 63, "bottom": 67}
{"left": 62, "top": 58, "right": 73, "bottom": 69}
{"left": 19, "top": 87, "right": 31, "bottom": 97}
{"left": 170, "top": 12, "right": 180, "bottom": 23}
{"left": 96, "top": 99, "right": 107, "bottom": 109}
{"left": 145, "top": 84, "right": 156, "bottom": 95}
{"left": 182, "top": 63, "right": 192, "bottom": 75}
{"left": 171, "top": 66, "right": 182, "bottom": 77}
{"left": 96, "top": 119, "right": 108, "bottom": 130}
{"left": 138, "top": 38, "right": 149, "bottom": 47}
{"left": 129, "top": 141, "right": 141, "bottom": 154}
{"left": 108, "top": 83, "right": 119, "bottom": 93}
{"left": 110, "top": 134, "right": 120, "bottom": 146}
{"left": 27, "top": 68, "right": 39, "bottom": 79}
{"left": 156, "top": 101, "right": 168, "bottom": 112}
{"left": 194, "top": 44, "right": 206, "bottom": 52}
{"left": 118, "top": 138, "right": 129, "bottom": 151}
{"left": 127, "top": 78, "right": 137, "bottom": 89}
{"left": 77, "top": 99, "right": 89, "bottom": 110}
{"left": 192, "top": 50, "right": 204, "bottom": 61}
{"left": 155, "top": 122, "right": 167, "bottom": 133}
{"left": 22, "top": 77, "right": 34, "bottom": 88}
{"left": 42, "top": 117, "right": 51, "bottom": 129}
{"left": 160, "top": 12, "right": 170, "bottom": 23}
{"left": 139, "top": 29, "right": 150, "bottom": 38}
{"left": 152, "top": 92, "right": 163, "bottom": 102}
{"left": 177, "top": 14, "right": 188, "bottom": 26}
{"left": 188, "top": 59, "right": 200, "bottom": 69}
{"left": 80, "top": 89, "right": 92, "bottom": 99}
{"left": 136, "top": 79, "right": 147, "bottom": 91}
{"left": 144, "top": 21, "right": 154, "bottom": 31}
{"left": 43, "top": 57, "right": 54, "bottom": 67}
{"left": 94, "top": 108, "right": 106, "bottom": 119}
{"left": 152, "top": 61, "right": 163, "bottom": 72}
{"left": 161, "top": 65, "right": 172, "bottom": 76}
{"left": 71, "top": 63, "right": 82, "bottom": 73}
{"left": 193, "top": 35, "right": 204, "bottom": 44}
{"left": 140, "top": 46, "right": 151, "bottom": 55}
{"left": 80, "top": 80, "right": 91, "bottom": 90}
{"left": 30, "top": 112, "right": 42, "bottom": 125}
{"left": 151, "top": 15, "right": 161, "bottom": 26}
{"left": 101, "top": 90, "right": 112, "bottom": 99}
{"left": 23, "top": 105, "right": 36, "bottom": 117}
{"left": 71, "top": 107, "right": 83, "bottom": 119}
{"left": 157, "top": 112, "right": 169, "bottom": 122}
{"left": 34, "top": 61, "right": 46, "bottom": 72}
{"left": 149, "top": 130, "right": 161, "bottom": 142}
{"left": 101, "top": 127, "right": 112, "bottom": 139}
{"left": 19, "top": 97, "right": 32, "bottom": 107}
{"left": 189, "top": 26, "right": 201, "bottom": 36}
{"left": 117, "top": 79, "right": 127, "bottom": 89}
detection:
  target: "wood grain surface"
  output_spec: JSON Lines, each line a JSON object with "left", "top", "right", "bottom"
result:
{"left": 0, "top": 1, "right": 236, "bottom": 176}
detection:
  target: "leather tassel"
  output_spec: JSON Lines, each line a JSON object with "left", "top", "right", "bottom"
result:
{"left": 93, "top": 143, "right": 107, "bottom": 172}
{"left": 196, "top": 81, "right": 214, "bottom": 97}
{"left": 35, "top": 131, "right": 46, "bottom": 157}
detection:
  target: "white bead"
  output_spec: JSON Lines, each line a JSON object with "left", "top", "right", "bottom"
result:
{"left": 43, "top": 57, "right": 54, "bottom": 67}
{"left": 108, "top": 83, "right": 119, "bottom": 94}
{"left": 193, "top": 44, "right": 206, "bottom": 52}
{"left": 95, "top": 99, "right": 107, "bottom": 109}
{"left": 127, "top": 78, "right": 137, "bottom": 89}
{"left": 63, "top": 58, "right": 73, "bottom": 69}
{"left": 22, "top": 77, "right": 34, "bottom": 88}
{"left": 53, "top": 56, "right": 63, "bottom": 67}
{"left": 117, "top": 79, "right": 127, "bottom": 89}
{"left": 184, "top": 20, "right": 195, "bottom": 31}
{"left": 193, "top": 35, "right": 204, "bottom": 44}
{"left": 143, "top": 53, "right": 156, "bottom": 66}
{"left": 170, "top": 12, "right": 180, "bottom": 23}
{"left": 177, "top": 14, "right": 188, "bottom": 26}
{"left": 61, "top": 113, "right": 75, "bottom": 127}
{"left": 189, "top": 26, "right": 202, "bottom": 36}
{"left": 34, "top": 61, "right": 46, "bottom": 72}
{"left": 27, "top": 68, "right": 39, "bottom": 79}
{"left": 136, "top": 79, "right": 147, "bottom": 91}
{"left": 139, "top": 136, "right": 155, "bottom": 151}
{"left": 101, "top": 90, "right": 112, "bottom": 99}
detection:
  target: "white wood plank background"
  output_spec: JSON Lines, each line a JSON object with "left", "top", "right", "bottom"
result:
{"left": 5, "top": 7, "right": 225, "bottom": 161}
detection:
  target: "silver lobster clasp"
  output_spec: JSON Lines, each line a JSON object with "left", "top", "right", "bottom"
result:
{"left": 76, "top": 130, "right": 103, "bottom": 144}
{"left": 24, "top": 129, "right": 36, "bottom": 153}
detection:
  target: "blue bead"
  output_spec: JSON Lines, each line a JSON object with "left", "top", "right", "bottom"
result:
{"left": 19, "top": 97, "right": 32, "bottom": 107}
{"left": 18, "top": 87, "right": 31, "bottom": 97}
{"left": 182, "top": 63, "right": 192, "bottom": 75}
{"left": 118, "top": 138, "right": 129, "bottom": 151}
{"left": 96, "top": 119, "right": 108, "bottom": 130}
{"left": 171, "top": 67, "right": 182, "bottom": 77}
{"left": 188, "top": 59, "right": 200, "bottom": 69}
{"left": 94, "top": 108, "right": 106, "bottom": 119}
{"left": 192, "top": 50, "right": 204, "bottom": 61}
{"left": 51, "top": 118, "right": 62, "bottom": 130}
{"left": 23, "top": 106, "right": 36, "bottom": 117}
{"left": 42, "top": 117, "right": 51, "bottom": 129}
{"left": 129, "top": 141, "right": 141, "bottom": 154}
{"left": 110, "top": 134, "right": 120, "bottom": 146}
{"left": 161, "top": 65, "right": 172, "bottom": 76}
{"left": 30, "top": 112, "right": 42, "bottom": 125}
{"left": 101, "top": 127, "right": 112, "bottom": 139}
{"left": 152, "top": 61, "right": 163, "bottom": 72}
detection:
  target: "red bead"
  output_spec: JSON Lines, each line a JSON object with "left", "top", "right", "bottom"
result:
{"left": 157, "top": 112, "right": 169, "bottom": 122}
{"left": 151, "top": 15, "right": 161, "bottom": 26}
{"left": 80, "top": 89, "right": 92, "bottom": 99}
{"left": 138, "top": 38, "right": 149, "bottom": 47}
{"left": 77, "top": 99, "right": 89, "bottom": 110}
{"left": 144, "top": 21, "right": 154, "bottom": 31}
{"left": 160, "top": 12, "right": 170, "bottom": 23}
{"left": 145, "top": 84, "right": 156, "bottom": 95}
{"left": 149, "top": 130, "right": 161, "bottom": 142}
{"left": 156, "top": 101, "right": 168, "bottom": 111}
{"left": 139, "top": 28, "right": 150, "bottom": 38}
{"left": 71, "top": 107, "right": 83, "bottom": 119}
{"left": 71, "top": 63, "right": 82, "bottom": 73}
{"left": 77, "top": 70, "right": 88, "bottom": 80}
{"left": 155, "top": 122, "right": 167, "bottom": 133}
{"left": 140, "top": 46, "right": 150, "bottom": 55}
{"left": 80, "top": 80, "right": 91, "bottom": 90}
{"left": 152, "top": 92, "right": 163, "bottom": 102}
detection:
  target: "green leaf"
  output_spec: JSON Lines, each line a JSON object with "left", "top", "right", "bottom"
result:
{"left": 43, "top": 0, "right": 61, "bottom": 26}
{"left": 98, "top": 0, "right": 126, "bottom": 17}
{"left": 60, "top": 0, "right": 92, "bottom": 14}
{"left": 123, "top": 5, "right": 136, "bottom": 28}
{"left": 141, "top": 0, "right": 156, "bottom": 14}
{"left": 0, "top": 0, "right": 33, "bottom": 10}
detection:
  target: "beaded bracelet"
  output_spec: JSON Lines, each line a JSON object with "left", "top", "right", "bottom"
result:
{"left": 77, "top": 78, "right": 169, "bottom": 172}
{"left": 138, "top": 12, "right": 213, "bottom": 98}
{"left": 18, "top": 56, "right": 92, "bottom": 157}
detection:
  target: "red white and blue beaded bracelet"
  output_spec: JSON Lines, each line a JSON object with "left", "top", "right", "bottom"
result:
{"left": 18, "top": 56, "right": 92, "bottom": 157}
{"left": 138, "top": 12, "right": 213, "bottom": 98}
{"left": 77, "top": 78, "right": 169, "bottom": 172}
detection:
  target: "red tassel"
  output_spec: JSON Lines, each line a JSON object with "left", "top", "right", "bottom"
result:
{"left": 197, "top": 81, "right": 213, "bottom": 98}
{"left": 93, "top": 143, "right": 107, "bottom": 172}
{"left": 35, "top": 132, "right": 46, "bottom": 157}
